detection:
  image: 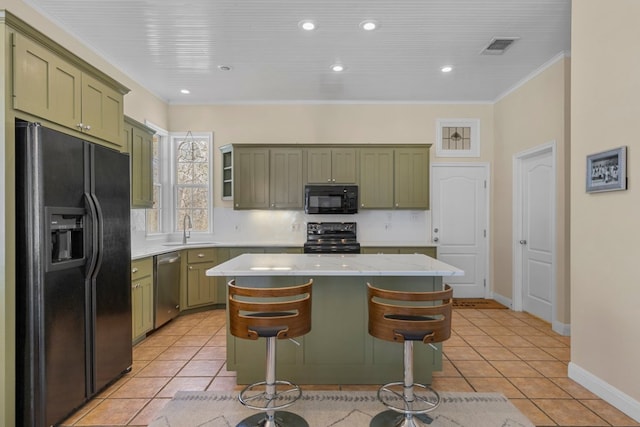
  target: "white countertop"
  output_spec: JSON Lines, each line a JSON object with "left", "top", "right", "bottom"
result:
{"left": 131, "top": 241, "right": 437, "bottom": 260}
{"left": 205, "top": 253, "right": 463, "bottom": 277}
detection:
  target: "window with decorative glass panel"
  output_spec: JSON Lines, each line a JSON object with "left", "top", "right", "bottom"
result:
{"left": 173, "top": 132, "right": 212, "bottom": 233}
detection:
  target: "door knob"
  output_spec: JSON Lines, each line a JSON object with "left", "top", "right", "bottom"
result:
{"left": 433, "top": 237, "right": 439, "bottom": 242}
{"left": 434, "top": 228, "right": 439, "bottom": 233}
{"left": 519, "top": 240, "right": 527, "bottom": 245}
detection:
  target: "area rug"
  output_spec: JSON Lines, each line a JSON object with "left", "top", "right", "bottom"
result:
{"left": 453, "top": 298, "right": 508, "bottom": 309}
{"left": 149, "top": 391, "right": 533, "bottom": 427}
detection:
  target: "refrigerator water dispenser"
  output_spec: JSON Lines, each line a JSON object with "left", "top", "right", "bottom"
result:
{"left": 49, "top": 211, "right": 84, "bottom": 264}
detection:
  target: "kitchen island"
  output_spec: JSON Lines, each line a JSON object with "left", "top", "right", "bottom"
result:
{"left": 206, "top": 253, "right": 463, "bottom": 384}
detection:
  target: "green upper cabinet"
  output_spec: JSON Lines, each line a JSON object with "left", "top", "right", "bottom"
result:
{"left": 12, "top": 32, "right": 82, "bottom": 130}
{"left": 11, "top": 27, "right": 128, "bottom": 151}
{"left": 359, "top": 148, "right": 394, "bottom": 209}
{"left": 125, "top": 116, "right": 155, "bottom": 209}
{"left": 233, "top": 146, "right": 303, "bottom": 210}
{"left": 80, "top": 73, "right": 124, "bottom": 145}
{"left": 234, "top": 147, "right": 270, "bottom": 209}
{"left": 270, "top": 148, "right": 303, "bottom": 209}
{"left": 394, "top": 147, "right": 430, "bottom": 209}
{"left": 306, "top": 147, "right": 357, "bottom": 184}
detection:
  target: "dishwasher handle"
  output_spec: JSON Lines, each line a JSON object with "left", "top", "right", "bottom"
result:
{"left": 157, "top": 252, "right": 181, "bottom": 265}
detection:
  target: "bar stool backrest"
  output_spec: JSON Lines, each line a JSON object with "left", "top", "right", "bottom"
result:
{"left": 367, "top": 283, "right": 453, "bottom": 344}
{"left": 228, "top": 279, "right": 313, "bottom": 340}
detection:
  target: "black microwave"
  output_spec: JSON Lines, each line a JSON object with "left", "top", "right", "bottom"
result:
{"left": 304, "top": 185, "right": 358, "bottom": 214}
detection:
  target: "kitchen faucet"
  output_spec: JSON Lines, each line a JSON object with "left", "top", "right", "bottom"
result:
{"left": 182, "top": 214, "right": 192, "bottom": 244}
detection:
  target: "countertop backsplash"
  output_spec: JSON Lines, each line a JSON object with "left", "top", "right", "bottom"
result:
{"left": 131, "top": 207, "right": 433, "bottom": 252}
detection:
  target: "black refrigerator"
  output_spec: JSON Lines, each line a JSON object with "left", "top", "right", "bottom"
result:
{"left": 15, "top": 120, "right": 132, "bottom": 427}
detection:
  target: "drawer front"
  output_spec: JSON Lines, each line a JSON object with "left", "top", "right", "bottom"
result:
{"left": 131, "top": 257, "right": 153, "bottom": 280}
{"left": 187, "top": 248, "right": 216, "bottom": 263}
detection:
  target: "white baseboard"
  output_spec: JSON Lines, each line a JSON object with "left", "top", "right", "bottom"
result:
{"left": 552, "top": 320, "right": 571, "bottom": 336}
{"left": 568, "top": 362, "right": 640, "bottom": 422}
{"left": 490, "top": 292, "right": 513, "bottom": 309}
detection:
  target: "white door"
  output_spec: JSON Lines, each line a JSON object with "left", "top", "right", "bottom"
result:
{"left": 517, "top": 148, "right": 554, "bottom": 321}
{"left": 431, "top": 164, "right": 488, "bottom": 298}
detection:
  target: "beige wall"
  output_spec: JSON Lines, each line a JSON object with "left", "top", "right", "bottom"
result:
{"left": 571, "top": 0, "right": 640, "bottom": 404}
{"left": 168, "top": 103, "right": 495, "bottom": 205}
{"left": 493, "top": 58, "right": 571, "bottom": 325}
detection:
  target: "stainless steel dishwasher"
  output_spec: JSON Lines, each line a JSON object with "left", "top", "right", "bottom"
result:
{"left": 154, "top": 252, "right": 181, "bottom": 328}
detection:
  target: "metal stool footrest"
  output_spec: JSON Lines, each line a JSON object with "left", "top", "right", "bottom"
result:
{"left": 239, "top": 380, "right": 303, "bottom": 412}
{"left": 377, "top": 381, "right": 441, "bottom": 416}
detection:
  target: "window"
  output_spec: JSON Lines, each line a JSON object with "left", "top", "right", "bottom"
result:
{"left": 436, "top": 119, "right": 480, "bottom": 158}
{"left": 173, "top": 132, "right": 212, "bottom": 232}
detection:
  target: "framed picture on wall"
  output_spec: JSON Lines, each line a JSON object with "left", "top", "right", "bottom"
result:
{"left": 586, "top": 146, "right": 627, "bottom": 193}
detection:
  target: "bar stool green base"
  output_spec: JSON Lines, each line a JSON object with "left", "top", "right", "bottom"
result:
{"left": 236, "top": 410, "right": 309, "bottom": 427}
{"left": 370, "top": 409, "right": 433, "bottom": 427}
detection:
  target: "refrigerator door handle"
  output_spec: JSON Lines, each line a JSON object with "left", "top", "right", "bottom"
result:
{"left": 84, "top": 192, "right": 102, "bottom": 276}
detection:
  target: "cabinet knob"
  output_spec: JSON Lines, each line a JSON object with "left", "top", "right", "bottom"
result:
{"left": 395, "top": 203, "right": 399, "bottom": 207}
{"left": 197, "top": 253, "right": 205, "bottom": 258}
{"left": 84, "top": 124, "right": 91, "bottom": 131}
{"left": 76, "top": 123, "right": 84, "bottom": 130}
{"left": 132, "top": 267, "right": 138, "bottom": 274}
{"left": 189, "top": 266, "right": 193, "bottom": 270}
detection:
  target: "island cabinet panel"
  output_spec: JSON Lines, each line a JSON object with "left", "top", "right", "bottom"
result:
{"left": 394, "top": 147, "right": 430, "bottom": 209}
{"left": 12, "top": 31, "right": 127, "bottom": 150}
{"left": 131, "top": 258, "right": 154, "bottom": 342}
{"left": 234, "top": 147, "right": 270, "bottom": 209}
{"left": 306, "top": 148, "right": 357, "bottom": 184}
{"left": 226, "top": 275, "right": 441, "bottom": 385}
{"left": 359, "top": 148, "right": 394, "bottom": 209}
{"left": 269, "top": 148, "right": 303, "bottom": 209}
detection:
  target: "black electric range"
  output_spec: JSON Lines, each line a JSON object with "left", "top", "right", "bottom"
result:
{"left": 303, "top": 222, "right": 361, "bottom": 254}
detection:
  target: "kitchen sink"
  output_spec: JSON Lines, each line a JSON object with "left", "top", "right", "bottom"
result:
{"left": 162, "top": 241, "right": 218, "bottom": 247}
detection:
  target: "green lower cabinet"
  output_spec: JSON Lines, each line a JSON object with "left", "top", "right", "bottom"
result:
{"left": 131, "top": 258, "right": 154, "bottom": 341}
{"left": 185, "top": 248, "right": 219, "bottom": 308}
{"left": 187, "top": 261, "right": 218, "bottom": 307}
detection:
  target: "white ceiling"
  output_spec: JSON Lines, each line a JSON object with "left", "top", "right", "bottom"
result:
{"left": 24, "top": 0, "right": 571, "bottom": 105}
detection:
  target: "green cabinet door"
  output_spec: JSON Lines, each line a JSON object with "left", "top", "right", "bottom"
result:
{"left": 81, "top": 73, "right": 125, "bottom": 148}
{"left": 359, "top": 148, "right": 394, "bottom": 209}
{"left": 132, "top": 275, "right": 154, "bottom": 340}
{"left": 306, "top": 148, "right": 357, "bottom": 183}
{"left": 306, "top": 148, "right": 332, "bottom": 183}
{"left": 394, "top": 147, "right": 430, "bottom": 209}
{"left": 234, "top": 147, "right": 270, "bottom": 209}
{"left": 131, "top": 258, "right": 154, "bottom": 341}
{"left": 270, "top": 148, "right": 303, "bottom": 209}
{"left": 186, "top": 262, "right": 217, "bottom": 307}
{"left": 126, "top": 117, "right": 155, "bottom": 208}
{"left": 12, "top": 32, "right": 83, "bottom": 130}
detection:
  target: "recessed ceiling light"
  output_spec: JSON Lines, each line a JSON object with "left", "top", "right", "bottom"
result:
{"left": 180, "top": 89, "right": 190, "bottom": 94}
{"left": 299, "top": 20, "right": 316, "bottom": 31}
{"left": 360, "top": 20, "right": 379, "bottom": 31}
{"left": 217, "top": 65, "right": 232, "bottom": 71}
{"left": 441, "top": 66, "right": 453, "bottom": 73}
{"left": 331, "top": 64, "right": 345, "bottom": 72}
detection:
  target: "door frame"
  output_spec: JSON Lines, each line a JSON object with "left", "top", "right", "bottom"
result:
{"left": 431, "top": 162, "right": 491, "bottom": 298}
{"left": 512, "top": 141, "right": 557, "bottom": 321}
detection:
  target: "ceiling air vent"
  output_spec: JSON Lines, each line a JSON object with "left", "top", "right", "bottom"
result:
{"left": 481, "top": 37, "right": 520, "bottom": 55}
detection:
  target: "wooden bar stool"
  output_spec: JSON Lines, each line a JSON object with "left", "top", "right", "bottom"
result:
{"left": 228, "top": 279, "right": 313, "bottom": 427}
{"left": 367, "top": 282, "right": 453, "bottom": 427}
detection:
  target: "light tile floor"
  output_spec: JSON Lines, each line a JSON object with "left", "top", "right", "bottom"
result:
{"left": 61, "top": 307, "right": 640, "bottom": 427}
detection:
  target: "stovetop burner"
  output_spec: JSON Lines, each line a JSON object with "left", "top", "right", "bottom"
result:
{"left": 303, "top": 222, "right": 360, "bottom": 254}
